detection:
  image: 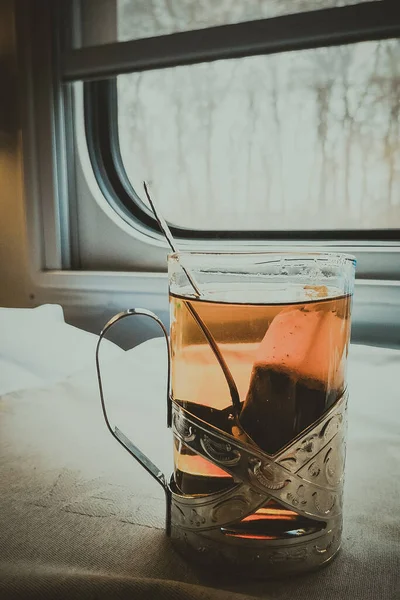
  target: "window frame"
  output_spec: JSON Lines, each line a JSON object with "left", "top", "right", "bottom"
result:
{"left": 64, "top": 1, "right": 400, "bottom": 81}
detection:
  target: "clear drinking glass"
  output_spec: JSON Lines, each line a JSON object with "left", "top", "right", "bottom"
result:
{"left": 168, "top": 252, "right": 356, "bottom": 576}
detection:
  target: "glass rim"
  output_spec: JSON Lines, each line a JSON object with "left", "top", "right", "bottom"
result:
{"left": 168, "top": 251, "right": 357, "bottom": 264}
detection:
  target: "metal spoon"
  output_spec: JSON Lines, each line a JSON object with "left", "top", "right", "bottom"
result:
{"left": 143, "top": 181, "right": 241, "bottom": 418}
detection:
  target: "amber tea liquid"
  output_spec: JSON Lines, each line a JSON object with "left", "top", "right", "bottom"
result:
{"left": 170, "top": 285, "right": 352, "bottom": 540}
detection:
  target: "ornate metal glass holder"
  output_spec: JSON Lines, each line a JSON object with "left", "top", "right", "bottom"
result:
{"left": 96, "top": 309, "right": 348, "bottom": 578}
{"left": 170, "top": 392, "right": 347, "bottom": 575}
{"left": 96, "top": 251, "right": 355, "bottom": 578}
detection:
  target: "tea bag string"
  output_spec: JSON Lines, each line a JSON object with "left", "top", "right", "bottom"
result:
{"left": 143, "top": 182, "right": 241, "bottom": 417}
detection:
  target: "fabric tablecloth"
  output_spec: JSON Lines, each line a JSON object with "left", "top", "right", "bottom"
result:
{"left": 0, "top": 305, "right": 399, "bottom": 599}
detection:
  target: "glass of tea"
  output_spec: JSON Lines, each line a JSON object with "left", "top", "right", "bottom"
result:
{"left": 169, "top": 251, "right": 356, "bottom": 577}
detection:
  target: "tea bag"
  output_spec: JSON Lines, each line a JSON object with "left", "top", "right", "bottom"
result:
{"left": 239, "top": 306, "right": 345, "bottom": 455}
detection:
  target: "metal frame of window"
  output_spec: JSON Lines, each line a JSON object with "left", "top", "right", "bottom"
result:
{"left": 67, "top": 0, "right": 400, "bottom": 242}
{"left": 64, "top": 1, "right": 400, "bottom": 81}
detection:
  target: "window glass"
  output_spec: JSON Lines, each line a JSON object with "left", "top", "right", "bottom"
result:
{"left": 117, "top": 39, "right": 400, "bottom": 231}
{"left": 118, "top": 0, "right": 379, "bottom": 41}
{"left": 80, "top": 0, "right": 382, "bottom": 47}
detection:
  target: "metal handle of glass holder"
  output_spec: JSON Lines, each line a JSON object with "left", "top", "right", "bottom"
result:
{"left": 95, "top": 308, "right": 172, "bottom": 535}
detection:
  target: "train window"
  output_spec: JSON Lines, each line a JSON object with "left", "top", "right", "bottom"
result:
{"left": 22, "top": 0, "right": 400, "bottom": 277}
{"left": 58, "top": 0, "right": 400, "bottom": 274}
{"left": 14, "top": 0, "right": 399, "bottom": 345}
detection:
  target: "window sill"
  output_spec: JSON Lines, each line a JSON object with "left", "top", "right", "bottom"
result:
{"left": 26, "top": 270, "right": 400, "bottom": 349}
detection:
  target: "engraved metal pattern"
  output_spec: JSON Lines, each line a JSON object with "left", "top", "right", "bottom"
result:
{"left": 171, "top": 392, "right": 347, "bottom": 527}
{"left": 200, "top": 435, "right": 241, "bottom": 466}
{"left": 276, "top": 399, "right": 347, "bottom": 474}
{"left": 173, "top": 407, "right": 196, "bottom": 442}
{"left": 170, "top": 516, "right": 343, "bottom": 576}
{"left": 170, "top": 482, "right": 267, "bottom": 531}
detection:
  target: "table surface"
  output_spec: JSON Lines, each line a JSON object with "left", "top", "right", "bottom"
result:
{"left": 0, "top": 310, "right": 399, "bottom": 600}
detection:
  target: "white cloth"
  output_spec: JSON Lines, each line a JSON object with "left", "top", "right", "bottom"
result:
{"left": 0, "top": 304, "right": 122, "bottom": 396}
